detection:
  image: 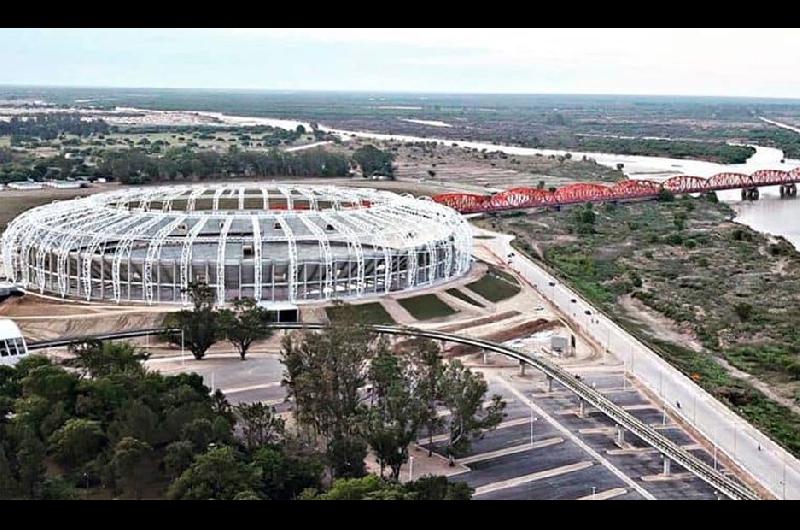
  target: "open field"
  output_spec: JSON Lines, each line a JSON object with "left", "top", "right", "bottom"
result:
{"left": 0, "top": 184, "right": 117, "bottom": 231}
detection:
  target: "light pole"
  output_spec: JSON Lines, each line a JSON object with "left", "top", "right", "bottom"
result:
{"left": 408, "top": 456, "right": 414, "bottom": 482}
{"left": 181, "top": 328, "right": 185, "bottom": 366}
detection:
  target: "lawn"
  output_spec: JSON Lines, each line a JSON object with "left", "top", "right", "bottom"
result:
{"left": 325, "top": 302, "right": 395, "bottom": 325}
{"left": 445, "top": 288, "right": 485, "bottom": 308}
{"left": 465, "top": 273, "right": 521, "bottom": 303}
{"left": 397, "top": 294, "right": 456, "bottom": 320}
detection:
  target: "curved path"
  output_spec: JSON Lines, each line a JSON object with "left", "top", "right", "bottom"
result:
{"left": 27, "top": 323, "right": 758, "bottom": 500}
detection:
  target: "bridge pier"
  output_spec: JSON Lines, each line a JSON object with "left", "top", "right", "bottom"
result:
{"left": 662, "top": 455, "right": 672, "bottom": 476}
{"left": 546, "top": 374, "right": 554, "bottom": 393}
{"left": 615, "top": 424, "right": 625, "bottom": 448}
{"left": 780, "top": 183, "right": 797, "bottom": 199}
{"left": 741, "top": 187, "right": 760, "bottom": 201}
{"left": 519, "top": 360, "right": 526, "bottom": 376}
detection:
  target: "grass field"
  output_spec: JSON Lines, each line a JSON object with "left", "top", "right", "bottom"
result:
{"left": 465, "top": 273, "right": 521, "bottom": 303}
{"left": 325, "top": 302, "right": 395, "bottom": 325}
{"left": 445, "top": 288, "right": 485, "bottom": 307}
{"left": 397, "top": 294, "right": 456, "bottom": 320}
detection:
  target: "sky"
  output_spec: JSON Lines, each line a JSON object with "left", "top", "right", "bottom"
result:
{"left": 1, "top": 28, "right": 799, "bottom": 98}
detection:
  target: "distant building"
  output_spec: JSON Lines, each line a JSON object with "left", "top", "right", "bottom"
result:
{"left": 6, "top": 181, "right": 44, "bottom": 190}
{"left": 45, "top": 180, "right": 83, "bottom": 189}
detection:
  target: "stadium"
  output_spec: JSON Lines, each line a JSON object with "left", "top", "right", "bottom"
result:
{"left": 1, "top": 184, "right": 472, "bottom": 306}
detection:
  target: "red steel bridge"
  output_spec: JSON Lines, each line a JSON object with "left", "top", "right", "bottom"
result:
{"left": 432, "top": 168, "right": 800, "bottom": 214}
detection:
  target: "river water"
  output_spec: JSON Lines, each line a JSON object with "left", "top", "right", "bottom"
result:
{"left": 189, "top": 110, "right": 800, "bottom": 249}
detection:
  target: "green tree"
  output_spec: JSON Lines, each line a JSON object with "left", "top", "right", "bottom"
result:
{"left": 0, "top": 444, "right": 19, "bottom": 499}
{"left": 235, "top": 402, "right": 286, "bottom": 452}
{"left": 167, "top": 446, "right": 261, "bottom": 500}
{"left": 410, "top": 338, "right": 445, "bottom": 456}
{"left": 366, "top": 342, "right": 425, "bottom": 480}
{"left": 110, "top": 437, "right": 153, "bottom": 499}
{"left": 311, "top": 474, "right": 411, "bottom": 500}
{"left": 734, "top": 302, "right": 753, "bottom": 322}
{"left": 218, "top": 297, "right": 274, "bottom": 360}
{"left": 163, "top": 282, "right": 221, "bottom": 360}
{"left": 15, "top": 425, "right": 46, "bottom": 499}
{"left": 440, "top": 360, "right": 506, "bottom": 465}
{"left": 251, "top": 444, "right": 324, "bottom": 500}
{"left": 403, "top": 475, "right": 473, "bottom": 500}
{"left": 68, "top": 340, "right": 149, "bottom": 378}
{"left": 281, "top": 317, "right": 373, "bottom": 478}
{"left": 353, "top": 145, "right": 394, "bottom": 177}
{"left": 163, "top": 440, "right": 195, "bottom": 480}
{"left": 48, "top": 418, "right": 106, "bottom": 470}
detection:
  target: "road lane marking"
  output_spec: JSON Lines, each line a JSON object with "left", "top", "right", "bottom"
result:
{"left": 474, "top": 461, "right": 594, "bottom": 496}
{"left": 491, "top": 373, "right": 656, "bottom": 500}
{"left": 458, "top": 437, "right": 564, "bottom": 465}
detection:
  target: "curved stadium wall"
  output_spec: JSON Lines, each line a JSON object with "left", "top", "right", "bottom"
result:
{"left": 1, "top": 184, "right": 472, "bottom": 305}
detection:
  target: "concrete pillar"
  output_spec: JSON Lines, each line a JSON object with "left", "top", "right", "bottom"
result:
{"left": 518, "top": 360, "right": 526, "bottom": 376}
{"left": 615, "top": 425, "right": 625, "bottom": 448}
{"left": 578, "top": 398, "right": 585, "bottom": 418}
{"left": 482, "top": 348, "right": 489, "bottom": 365}
{"left": 663, "top": 455, "right": 671, "bottom": 476}
{"left": 546, "top": 375, "right": 553, "bottom": 393}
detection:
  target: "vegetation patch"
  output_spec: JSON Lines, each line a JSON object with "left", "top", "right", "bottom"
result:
{"left": 326, "top": 302, "right": 395, "bottom": 325}
{"left": 445, "top": 288, "right": 485, "bottom": 308}
{"left": 479, "top": 195, "right": 800, "bottom": 457}
{"left": 465, "top": 271, "right": 521, "bottom": 303}
{"left": 397, "top": 294, "right": 456, "bottom": 320}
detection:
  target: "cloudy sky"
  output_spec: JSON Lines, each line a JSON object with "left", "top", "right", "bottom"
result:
{"left": 1, "top": 28, "right": 798, "bottom": 98}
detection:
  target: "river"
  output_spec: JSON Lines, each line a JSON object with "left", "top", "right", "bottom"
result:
{"left": 190, "top": 110, "right": 800, "bottom": 249}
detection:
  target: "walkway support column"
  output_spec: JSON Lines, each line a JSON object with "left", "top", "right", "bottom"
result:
{"left": 519, "top": 360, "right": 526, "bottom": 376}
{"left": 663, "top": 455, "right": 672, "bottom": 476}
{"left": 616, "top": 425, "right": 625, "bottom": 448}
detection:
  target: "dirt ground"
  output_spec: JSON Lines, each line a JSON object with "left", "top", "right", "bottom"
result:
{"left": 0, "top": 183, "right": 120, "bottom": 231}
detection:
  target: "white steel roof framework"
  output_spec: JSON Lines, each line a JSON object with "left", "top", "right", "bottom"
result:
{"left": 2, "top": 184, "right": 472, "bottom": 306}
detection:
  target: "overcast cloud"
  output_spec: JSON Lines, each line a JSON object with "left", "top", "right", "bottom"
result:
{"left": 0, "top": 28, "right": 798, "bottom": 98}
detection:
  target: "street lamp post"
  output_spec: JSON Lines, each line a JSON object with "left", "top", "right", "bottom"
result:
{"left": 409, "top": 456, "right": 414, "bottom": 482}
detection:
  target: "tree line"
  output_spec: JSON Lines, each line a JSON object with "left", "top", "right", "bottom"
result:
{"left": 0, "top": 114, "right": 110, "bottom": 141}
{"left": 0, "top": 284, "right": 504, "bottom": 499}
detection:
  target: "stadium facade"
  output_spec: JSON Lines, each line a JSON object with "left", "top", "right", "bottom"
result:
{"left": 1, "top": 184, "right": 472, "bottom": 305}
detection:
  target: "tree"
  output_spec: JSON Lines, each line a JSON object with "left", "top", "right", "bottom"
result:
{"left": 251, "top": 444, "right": 324, "bottom": 500}
{"left": 163, "top": 282, "right": 221, "bottom": 360}
{"left": 68, "top": 340, "right": 149, "bottom": 378}
{"left": 409, "top": 338, "right": 445, "bottom": 456}
{"left": 48, "top": 418, "right": 106, "bottom": 471}
{"left": 734, "top": 302, "right": 753, "bottom": 322}
{"left": 310, "top": 474, "right": 411, "bottom": 500}
{"left": 403, "top": 475, "right": 473, "bottom": 500}
{"left": 353, "top": 145, "right": 394, "bottom": 177}
{"left": 657, "top": 187, "right": 675, "bottom": 202}
{"left": 167, "top": 446, "right": 261, "bottom": 500}
{"left": 235, "top": 402, "right": 286, "bottom": 452}
{"left": 365, "top": 342, "right": 425, "bottom": 480}
{"left": 0, "top": 444, "right": 18, "bottom": 499}
{"left": 15, "top": 425, "right": 46, "bottom": 499}
{"left": 440, "top": 360, "right": 506, "bottom": 465}
{"left": 281, "top": 317, "right": 374, "bottom": 478}
{"left": 218, "top": 297, "right": 274, "bottom": 360}
{"left": 110, "top": 437, "right": 153, "bottom": 499}
{"left": 163, "top": 440, "right": 195, "bottom": 480}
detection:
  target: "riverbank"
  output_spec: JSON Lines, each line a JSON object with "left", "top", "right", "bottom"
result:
{"left": 476, "top": 196, "right": 800, "bottom": 457}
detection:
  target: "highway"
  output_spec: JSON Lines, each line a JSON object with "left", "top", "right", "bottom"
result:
{"left": 27, "top": 322, "right": 758, "bottom": 500}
